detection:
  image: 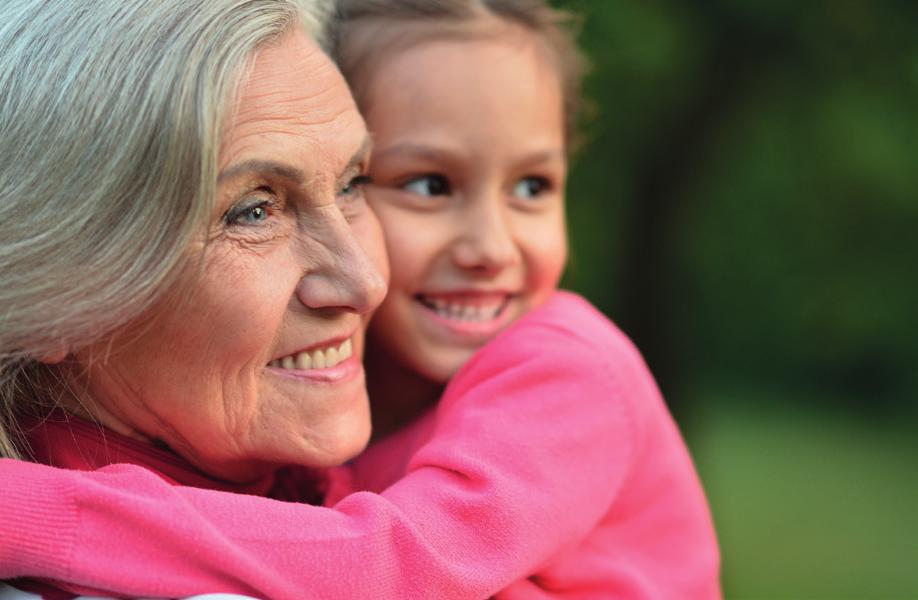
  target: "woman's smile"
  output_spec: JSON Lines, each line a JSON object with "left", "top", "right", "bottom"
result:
{"left": 70, "top": 30, "right": 388, "bottom": 481}
{"left": 267, "top": 333, "right": 361, "bottom": 382}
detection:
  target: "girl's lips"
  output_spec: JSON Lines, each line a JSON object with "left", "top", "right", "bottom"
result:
{"left": 415, "top": 291, "right": 513, "bottom": 320}
{"left": 415, "top": 294, "right": 515, "bottom": 340}
{"left": 416, "top": 290, "right": 513, "bottom": 307}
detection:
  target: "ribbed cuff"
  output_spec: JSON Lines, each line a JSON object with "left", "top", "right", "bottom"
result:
{"left": 0, "top": 459, "right": 77, "bottom": 581}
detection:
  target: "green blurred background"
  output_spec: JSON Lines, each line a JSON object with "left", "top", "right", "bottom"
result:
{"left": 554, "top": 0, "right": 918, "bottom": 597}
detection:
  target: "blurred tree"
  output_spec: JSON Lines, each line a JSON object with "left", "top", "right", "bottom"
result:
{"left": 558, "top": 0, "right": 918, "bottom": 421}
{"left": 554, "top": 3, "right": 918, "bottom": 595}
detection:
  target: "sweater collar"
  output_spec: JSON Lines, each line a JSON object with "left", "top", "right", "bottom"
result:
{"left": 17, "top": 409, "right": 277, "bottom": 496}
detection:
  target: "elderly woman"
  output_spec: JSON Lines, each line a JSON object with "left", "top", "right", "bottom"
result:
{"left": 0, "top": 0, "right": 386, "bottom": 595}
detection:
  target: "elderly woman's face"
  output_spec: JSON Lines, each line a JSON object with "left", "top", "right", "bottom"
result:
{"left": 73, "top": 31, "right": 388, "bottom": 481}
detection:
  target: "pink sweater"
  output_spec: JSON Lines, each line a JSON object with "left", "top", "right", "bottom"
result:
{"left": 0, "top": 291, "right": 720, "bottom": 599}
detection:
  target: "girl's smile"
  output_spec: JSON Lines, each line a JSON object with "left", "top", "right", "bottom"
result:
{"left": 415, "top": 289, "right": 517, "bottom": 341}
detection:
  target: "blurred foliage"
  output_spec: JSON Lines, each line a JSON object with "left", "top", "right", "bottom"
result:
{"left": 557, "top": 0, "right": 918, "bottom": 416}
{"left": 554, "top": 1, "right": 918, "bottom": 596}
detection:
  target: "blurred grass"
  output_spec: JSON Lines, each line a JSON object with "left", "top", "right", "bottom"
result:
{"left": 688, "top": 388, "right": 918, "bottom": 599}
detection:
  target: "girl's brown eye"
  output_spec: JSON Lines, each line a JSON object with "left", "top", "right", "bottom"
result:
{"left": 512, "top": 176, "right": 550, "bottom": 199}
{"left": 402, "top": 174, "right": 451, "bottom": 197}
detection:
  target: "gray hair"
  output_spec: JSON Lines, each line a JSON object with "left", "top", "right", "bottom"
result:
{"left": 0, "top": 0, "right": 328, "bottom": 458}
{"left": 328, "top": 0, "right": 585, "bottom": 146}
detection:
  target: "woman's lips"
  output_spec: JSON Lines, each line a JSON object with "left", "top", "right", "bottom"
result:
{"left": 267, "top": 336, "right": 361, "bottom": 382}
{"left": 268, "top": 354, "right": 361, "bottom": 383}
{"left": 269, "top": 338, "right": 354, "bottom": 370}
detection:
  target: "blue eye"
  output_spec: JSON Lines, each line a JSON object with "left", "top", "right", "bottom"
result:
{"left": 224, "top": 198, "right": 271, "bottom": 226}
{"left": 403, "top": 174, "right": 451, "bottom": 196}
{"left": 239, "top": 204, "right": 268, "bottom": 223}
{"left": 340, "top": 174, "right": 373, "bottom": 196}
{"left": 512, "top": 176, "right": 550, "bottom": 199}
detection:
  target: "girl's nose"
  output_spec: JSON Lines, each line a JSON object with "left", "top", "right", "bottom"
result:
{"left": 451, "top": 195, "right": 520, "bottom": 274}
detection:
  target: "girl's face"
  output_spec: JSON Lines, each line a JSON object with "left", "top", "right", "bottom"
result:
{"left": 362, "top": 29, "right": 568, "bottom": 383}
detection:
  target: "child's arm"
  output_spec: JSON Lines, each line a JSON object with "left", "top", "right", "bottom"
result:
{"left": 0, "top": 320, "right": 635, "bottom": 599}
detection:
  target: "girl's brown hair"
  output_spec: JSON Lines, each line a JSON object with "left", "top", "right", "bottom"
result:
{"left": 328, "top": 0, "right": 586, "bottom": 148}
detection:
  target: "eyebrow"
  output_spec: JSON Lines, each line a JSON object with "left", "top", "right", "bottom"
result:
{"left": 371, "top": 143, "right": 456, "bottom": 164}
{"left": 373, "top": 143, "right": 563, "bottom": 168}
{"left": 511, "top": 149, "right": 565, "bottom": 169}
{"left": 217, "top": 135, "right": 373, "bottom": 185}
{"left": 343, "top": 135, "right": 373, "bottom": 176}
{"left": 217, "top": 160, "right": 305, "bottom": 185}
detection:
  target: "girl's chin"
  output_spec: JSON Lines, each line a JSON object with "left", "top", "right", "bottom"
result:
{"left": 410, "top": 343, "right": 480, "bottom": 384}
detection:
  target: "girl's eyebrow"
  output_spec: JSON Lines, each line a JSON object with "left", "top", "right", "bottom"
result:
{"left": 373, "top": 143, "right": 563, "bottom": 170}
{"left": 372, "top": 143, "right": 460, "bottom": 164}
{"left": 510, "top": 149, "right": 565, "bottom": 169}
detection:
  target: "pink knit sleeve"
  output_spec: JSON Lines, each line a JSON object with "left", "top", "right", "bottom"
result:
{"left": 0, "top": 321, "right": 634, "bottom": 599}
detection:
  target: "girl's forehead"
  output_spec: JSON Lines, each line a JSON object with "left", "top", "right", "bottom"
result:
{"left": 365, "top": 32, "right": 563, "bottom": 113}
{"left": 342, "top": 15, "right": 564, "bottom": 98}
{"left": 360, "top": 34, "right": 565, "bottom": 170}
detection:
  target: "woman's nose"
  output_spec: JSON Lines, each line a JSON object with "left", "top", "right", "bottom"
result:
{"left": 451, "top": 195, "right": 520, "bottom": 273}
{"left": 295, "top": 209, "right": 388, "bottom": 315}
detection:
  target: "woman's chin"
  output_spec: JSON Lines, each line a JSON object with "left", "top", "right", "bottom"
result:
{"left": 294, "top": 415, "right": 373, "bottom": 469}
{"left": 174, "top": 414, "right": 370, "bottom": 483}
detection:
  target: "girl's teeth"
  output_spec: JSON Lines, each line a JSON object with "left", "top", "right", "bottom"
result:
{"left": 271, "top": 338, "right": 353, "bottom": 371}
{"left": 426, "top": 299, "right": 502, "bottom": 321}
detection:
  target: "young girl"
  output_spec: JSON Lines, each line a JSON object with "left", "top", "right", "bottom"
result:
{"left": 0, "top": 1, "right": 720, "bottom": 598}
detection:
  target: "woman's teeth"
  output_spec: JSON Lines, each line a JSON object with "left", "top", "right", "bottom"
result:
{"left": 420, "top": 296, "right": 505, "bottom": 322}
{"left": 269, "top": 338, "right": 352, "bottom": 370}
